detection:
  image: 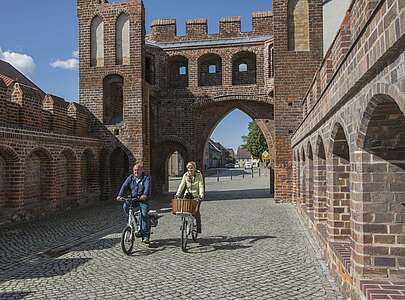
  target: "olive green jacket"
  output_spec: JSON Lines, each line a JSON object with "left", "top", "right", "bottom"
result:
{"left": 176, "top": 171, "right": 205, "bottom": 199}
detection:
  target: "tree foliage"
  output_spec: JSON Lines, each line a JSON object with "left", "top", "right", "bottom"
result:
{"left": 242, "top": 122, "right": 268, "bottom": 160}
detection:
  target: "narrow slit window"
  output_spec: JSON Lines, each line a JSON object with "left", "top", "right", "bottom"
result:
{"left": 239, "top": 63, "right": 248, "bottom": 72}
{"left": 208, "top": 65, "right": 217, "bottom": 74}
{"left": 179, "top": 66, "right": 187, "bottom": 75}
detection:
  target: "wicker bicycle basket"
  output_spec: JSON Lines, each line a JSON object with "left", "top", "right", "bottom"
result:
{"left": 171, "top": 198, "right": 198, "bottom": 215}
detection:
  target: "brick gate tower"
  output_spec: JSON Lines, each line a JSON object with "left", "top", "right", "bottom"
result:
{"left": 77, "top": 0, "right": 150, "bottom": 172}
{"left": 272, "top": 0, "right": 323, "bottom": 201}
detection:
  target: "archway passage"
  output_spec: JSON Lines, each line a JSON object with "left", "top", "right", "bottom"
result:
{"left": 328, "top": 124, "right": 351, "bottom": 241}
{"left": 110, "top": 148, "right": 130, "bottom": 197}
{"left": 356, "top": 95, "right": 405, "bottom": 276}
{"left": 166, "top": 151, "right": 185, "bottom": 193}
{"left": 194, "top": 101, "right": 274, "bottom": 197}
{"left": 194, "top": 100, "right": 274, "bottom": 169}
{"left": 152, "top": 140, "right": 189, "bottom": 195}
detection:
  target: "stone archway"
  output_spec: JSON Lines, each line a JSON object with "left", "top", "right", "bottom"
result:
{"left": 192, "top": 97, "right": 274, "bottom": 170}
{"left": 153, "top": 139, "right": 190, "bottom": 194}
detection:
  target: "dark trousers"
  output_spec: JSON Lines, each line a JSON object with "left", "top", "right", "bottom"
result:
{"left": 195, "top": 201, "right": 202, "bottom": 233}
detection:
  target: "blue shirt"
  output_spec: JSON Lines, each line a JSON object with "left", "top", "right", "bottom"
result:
{"left": 118, "top": 173, "right": 151, "bottom": 199}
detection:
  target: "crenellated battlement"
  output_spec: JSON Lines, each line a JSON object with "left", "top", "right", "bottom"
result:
{"left": 149, "top": 11, "right": 273, "bottom": 43}
{"left": 0, "top": 76, "right": 90, "bottom": 137}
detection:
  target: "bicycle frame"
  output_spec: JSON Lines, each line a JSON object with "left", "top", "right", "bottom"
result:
{"left": 178, "top": 213, "right": 195, "bottom": 233}
{"left": 123, "top": 198, "right": 142, "bottom": 236}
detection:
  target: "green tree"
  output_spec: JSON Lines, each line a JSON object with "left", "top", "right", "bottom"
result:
{"left": 242, "top": 122, "right": 268, "bottom": 161}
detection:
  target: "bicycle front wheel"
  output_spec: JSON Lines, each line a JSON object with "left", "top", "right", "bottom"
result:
{"left": 121, "top": 226, "right": 134, "bottom": 255}
{"left": 181, "top": 218, "right": 188, "bottom": 252}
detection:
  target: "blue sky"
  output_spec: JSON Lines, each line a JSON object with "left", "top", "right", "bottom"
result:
{"left": 0, "top": 0, "right": 272, "bottom": 151}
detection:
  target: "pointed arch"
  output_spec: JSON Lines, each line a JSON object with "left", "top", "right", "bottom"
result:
{"left": 288, "top": 0, "right": 310, "bottom": 51}
{"left": 90, "top": 15, "right": 104, "bottom": 67}
{"left": 116, "top": 13, "right": 130, "bottom": 65}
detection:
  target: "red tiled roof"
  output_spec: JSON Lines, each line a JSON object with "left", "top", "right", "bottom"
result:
{"left": 0, "top": 74, "right": 15, "bottom": 87}
{"left": 0, "top": 60, "right": 45, "bottom": 97}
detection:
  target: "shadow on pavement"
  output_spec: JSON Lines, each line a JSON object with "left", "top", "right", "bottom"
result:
{"left": 0, "top": 258, "right": 91, "bottom": 283}
{"left": 0, "top": 292, "right": 32, "bottom": 300}
{"left": 141, "top": 234, "right": 277, "bottom": 255}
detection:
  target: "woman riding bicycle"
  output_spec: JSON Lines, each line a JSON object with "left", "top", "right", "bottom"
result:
{"left": 175, "top": 161, "right": 205, "bottom": 233}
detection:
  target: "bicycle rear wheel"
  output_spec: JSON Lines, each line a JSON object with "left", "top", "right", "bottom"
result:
{"left": 121, "top": 226, "right": 134, "bottom": 255}
{"left": 181, "top": 218, "right": 188, "bottom": 252}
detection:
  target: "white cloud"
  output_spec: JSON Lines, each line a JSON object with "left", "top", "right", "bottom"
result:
{"left": 50, "top": 58, "right": 79, "bottom": 70}
{"left": 0, "top": 48, "right": 36, "bottom": 78}
{"left": 72, "top": 50, "right": 79, "bottom": 58}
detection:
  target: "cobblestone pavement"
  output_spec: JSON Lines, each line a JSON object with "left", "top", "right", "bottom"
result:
{"left": 0, "top": 173, "right": 345, "bottom": 299}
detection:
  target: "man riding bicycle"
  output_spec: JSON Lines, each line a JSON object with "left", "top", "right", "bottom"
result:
{"left": 117, "top": 162, "right": 151, "bottom": 244}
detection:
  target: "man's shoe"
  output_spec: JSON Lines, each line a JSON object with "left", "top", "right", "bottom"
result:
{"left": 143, "top": 238, "right": 150, "bottom": 245}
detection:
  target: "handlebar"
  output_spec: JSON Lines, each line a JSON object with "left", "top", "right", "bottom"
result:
{"left": 116, "top": 196, "right": 140, "bottom": 202}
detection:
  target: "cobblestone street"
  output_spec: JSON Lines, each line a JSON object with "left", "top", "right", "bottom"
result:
{"left": 0, "top": 173, "right": 344, "bottom": 299}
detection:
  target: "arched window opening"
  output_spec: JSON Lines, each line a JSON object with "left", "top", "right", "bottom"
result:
{"left": 269, "top": 45, "right": 274, "bottom": 78}
{"left": 232, "top": 52, "right": 256, "bottom": 85}
{"left": 145, "top": 56, "right": 155, "bottom": 85}
{"left": 198, "top": 53, "right": 222, "bottom": 87}
{"left": 116, "top": 13, "right": 130, "bottom": 65}
{"left": 169, "top": 56, "right": 189, "bottom": 88}
{"left": 167, "top": 151, "right": 185, "bottom": 178}
{"left": 103, "top": 75, "right": 124, "bottom": 125}
{"left": 162, "top": 145, "right": 187, "bottom": 194}
{"left": 288, "top": 0, "right": 310, "bottom": 51}
{"left": 91, "top": 16, "right": 104, "bottom": 67}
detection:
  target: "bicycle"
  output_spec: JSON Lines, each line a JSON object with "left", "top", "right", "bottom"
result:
{"left": 179, "top": 212, "right": 198, "bottom": 252}
{"left": 172, "top": 198, "right": 199, "bottom": 252}
{"left": 118, "top": 197, "right": 161, "bottom": 255}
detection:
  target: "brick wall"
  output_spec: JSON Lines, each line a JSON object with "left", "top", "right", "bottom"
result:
{"left": 273, "top": 0, "right": 323, "bottom": 202}
{"left": 291, "top": 0, "right": 405, "bottom": 297}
